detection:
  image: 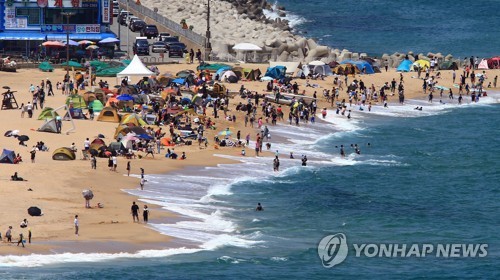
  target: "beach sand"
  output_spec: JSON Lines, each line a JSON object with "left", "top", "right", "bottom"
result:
{"left": 0, "top": 61, "right": 498, "bottom": 255}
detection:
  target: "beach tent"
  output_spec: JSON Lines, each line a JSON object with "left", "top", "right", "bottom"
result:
{"left": 117, "top": 55, "right": 154, "bottom": 78}
{"left": 161, "top": 137, "right": 175, "bottom": 146}
{"left": 270, "top": 62, "right": 301, "bottom": 76}
{"left": 340, "top": 60, "right": 375, "bottom": 74}
{"left": 38, "top": 62, "right": 54, "bottom": 72}
{"left": 487, "top": 57, "right": 500, "bottom": 69}
{"left": 121, "top": 113, "right": 146, "bottom": 126}
{"left": 397, "top": 60, "right": 413, "bottom": 72}
{"left": 0, "top": 149, "right": 15, "bottom": 164}
{"left": 264, "top": 66, "right": 287, "bottom": 80}
{"left": 231, "top": 67, "right": 244, "bottom": 79}
{"left": 97, "top": 107, "right": 120, "bottom": 122}
{"left": 221, "top": 71, "right": 238, "bottom": 82}
{"left": 52, "top": 147, "right": 76, "bottom": 160}
{"left": 66, "top": 94, "right": 87, "bottom": 109}
{"left": 477, "top": 59, "right": 489, "bottom": 70}
{"left": 439, "top": 61, "right": 459, "bottom": 70}
{"left": 64, "top": 108, "right": 87, "bottom": 120}
{"left": 38, "top": 119, "right": 58, "bottom": 133}
{"left": 413, "top": 59, "right": 430, "bottom": 70}
{"left": 91, "top": 138, "right": 106, "bottom": 146}
{"left": 244, "top": 68, "right": 262, "bottom": 81}
{"left": 197, "top": 63, "right": 232, "bottom": 72}
{"left": 311, "top": 65, "right": 334, "bottom": 76}
{"left": 114, "top": 124, "right": 148, "bottom": 139}
{"left": 215, "top": 66, "right": 232, "bottom": 77}
{"left": 89, "top": 100, "right": 104, "bottom": 112}
{"left": 108, "top": 142, "right": 126, "bottom": 153}
{"left": 38, "top": 107, "right": 59, "bottom": 120}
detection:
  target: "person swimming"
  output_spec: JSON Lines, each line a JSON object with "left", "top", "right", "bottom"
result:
{"left": 340, "top": 145, "right": 345, "bottom": 158}
{"left": 256, "top": 203, "right": 264, "bottom": 211}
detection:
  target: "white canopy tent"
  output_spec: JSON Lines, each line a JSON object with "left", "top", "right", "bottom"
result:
{"left": 117, "top": 55, "right": 155, "bottom": 79}
{"left": 232, "top": 43, "right": 263, "bottom": 63}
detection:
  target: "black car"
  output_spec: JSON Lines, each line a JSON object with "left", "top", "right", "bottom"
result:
{"left": 118, "top": 12, "right": 132, "bottom": 26}
{"left": 162, "top": 36, "right": 180, "bottom": 44}
{"left": 129, "top": 20, "right": 146, "bottom": 32}
{"left": 168, "top": 45, "right": 184, "bottom": 58}
{"left": 133, "top": 38, "right": 150, "bottom": 56}
{"left": 140, "top": 25, "right": 159, "bottom": 39}
{"left": 167, "top": 42, "right": 186, "bottom": 50}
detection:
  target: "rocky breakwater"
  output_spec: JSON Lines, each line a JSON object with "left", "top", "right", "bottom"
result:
{"left": 140, "top": 0, "right": 340, "bottom": 62}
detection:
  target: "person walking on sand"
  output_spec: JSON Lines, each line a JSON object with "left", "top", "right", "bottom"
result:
{"left": 131, "top": 202, "right": 139, "bottom": 222}
{"left": 6, "top": 226, "right": 12, "bottom": 242}
{"left": 140, "top": 167, "right": 145, "bottom": 179}
{"left": 91, "top": 155, "right": 97, "bottom": 169}
{"left": 30, "top": 147, "right": 36, "bottom": 163}
{"left": 16, "top": 233, "right": 24, "bottom": 247}
{"left": 143, "top": 205, "right": 149, "bottom": 223}
{"left": 112, "top": 155, "right": 117, "bottom": 171}
{"left": 127, "top": 161, "right": 131, "bottom": 176}
{"left": 74, "top": 215, "right": 79, "bottom": 236}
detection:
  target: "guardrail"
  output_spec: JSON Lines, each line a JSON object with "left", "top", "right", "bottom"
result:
{"left": 119, "top": 0, "right": 206, "bottom": 47}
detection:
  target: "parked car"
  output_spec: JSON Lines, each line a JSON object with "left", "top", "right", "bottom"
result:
{"left": 157, "top": 33, "right": 171, "bottom": 41}
{"left": 133, "top": 37, "right": 150, "bottom": 56}
{"left": 162, "top": 36, "right": 180, "bottom": 44}
{"left": 151, "top": 41, "right": 168, "bottom": 53}
{"left": 140, "top": 25, "right": 159, "bottom": 39}
{"left": 127, "top": 16, "right": 139, "bottom": 26}
{"left": 129, "top": 20, "right": 146, "bottom": 32}
{"left": 168, "top": 45, "right": 184, "bottom": 58}
{"left": 167, "top": 42, "right": 186, "bottom": 50}
{"left": 118, "top": 12, "right": 132, "bottom": 25}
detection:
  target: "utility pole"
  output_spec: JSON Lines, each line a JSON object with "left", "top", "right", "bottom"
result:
{"left": 61, "top": 11, "right": 76, "bottom": 80}
{"left": 205, "top": 0, "right": 211, "bottom": 62}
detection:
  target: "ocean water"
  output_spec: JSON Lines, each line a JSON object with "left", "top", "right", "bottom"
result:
{"left": 265, "top": 0, "right": 500, "bottom": 58}
{"left": 1, "top": 92, "right": 499, "bottom": 278}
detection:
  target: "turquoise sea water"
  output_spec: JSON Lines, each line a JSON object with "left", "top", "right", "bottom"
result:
{"left": 1, "top": 94, "right": 499, "bottom": 278}
{"left": 274, "top": 0, "right": 500, "bottom": 58}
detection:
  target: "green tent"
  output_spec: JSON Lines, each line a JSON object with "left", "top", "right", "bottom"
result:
{"left": 89, "top": 100, "right": 104, "bottom": 112}
{"left": 197, "top": 63, "right": 231, "bottom": 72}
{"left": 60, "top": 61, "right": 83, "bottom": 68}
{"left": 66, "top": 94, "right": 87, "bottom": 109}
{"left": 439, "top": 61, "right": 458, "bottom": 70}
{"left": 95, "top": 66, "right": 126, "bottom": 77}
{"left": 38, "top": 62, "right": 54, "bottom": 72}
{"left": 121, "top": 59, "right": 131, "bottom": 65}
{"left": 38, "top": 107, "right": 58, "bottom": 120}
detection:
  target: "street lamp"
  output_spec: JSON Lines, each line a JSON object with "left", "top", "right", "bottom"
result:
{"left": 205, "top": 0, "right": 211, "bottom": 61}
{"left": 61, "top": 11, "right": 76, "bottom": 80}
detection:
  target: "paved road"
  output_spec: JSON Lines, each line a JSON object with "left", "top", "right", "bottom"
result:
{"left": 109, "top": 16, "right": 182, "bottom": 63}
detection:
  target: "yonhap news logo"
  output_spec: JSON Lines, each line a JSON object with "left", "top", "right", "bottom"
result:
{"left": 318, "top": 233, "right": 488, "bottom": 268}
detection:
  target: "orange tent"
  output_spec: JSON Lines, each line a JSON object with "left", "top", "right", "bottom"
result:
{"left": 106, "top": 96, "right": 118, "bottom": 107}
{"left": 161, "top": 137, "right": 175, "bottom": 146}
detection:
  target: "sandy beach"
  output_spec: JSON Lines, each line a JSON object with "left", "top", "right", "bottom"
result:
{"left": 0, "top": 58, "right": 498, "bottom": 256}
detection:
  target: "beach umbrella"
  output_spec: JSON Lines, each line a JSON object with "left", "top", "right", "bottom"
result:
{"left": 82, "top": 189, "right": 94, "bottom": 200}
{"left": 42, "top": 41, "right": 65, "bottom": 47}
{"left": 309, "top": 60, "right": 326, "bottom": 66}
{"left": 218, "top": 129, "right": 233, "bottom": 136}
{"left": 4, "top": 130, "right": 13, "bottom": 137}
{"left": 27, "top": 206, "right": 42, "bottom": 216}
{"left": 18, "top": 135, "right": 29, "bottom": 142}
{"left": 86, "top": 45, "right": 99, "bottom": 50}
{"left": 64, "top": 40, "right": 79, "bottom": 46}
{"left": 98, "top": 37, "right": 120, "bottom": 44}
{"left": 117, "top": 94, "right": 134, "bottom": 101}
{"left": 78, "top": 40, "right": 94, "bottom": 45}
{"left": 232, "top": 43, "right": 262, "bottom": 51}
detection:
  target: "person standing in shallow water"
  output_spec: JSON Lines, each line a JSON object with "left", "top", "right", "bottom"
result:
{"left": 143, "top": 205, "right": 149, "bottom": 223}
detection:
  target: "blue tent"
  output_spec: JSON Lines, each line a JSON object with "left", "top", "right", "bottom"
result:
{"left": 215, "top": 66, "right": 232, "bottom": 77}
{"left": 397, "top": 60, "right": 412, "bottom": 72}
{"left": 0, "top": 149, "right": 15, "bottom": 164}
{"left": 172, "top": 78, "right": 185, "bottom": 84}
{"left": 264, "top": 66, "right": 287, "bottom": 79}
{"left": 340, "top": 60, "right": 374, "bottom": 74}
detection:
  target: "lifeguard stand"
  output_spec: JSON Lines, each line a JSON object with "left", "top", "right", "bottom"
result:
{"left": 1, "top": 86, "right": 19, "bottom": 110}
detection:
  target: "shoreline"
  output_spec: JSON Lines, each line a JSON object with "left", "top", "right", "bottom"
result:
{"left": 0, "top": 60, "right": 498, "bottom": 260}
